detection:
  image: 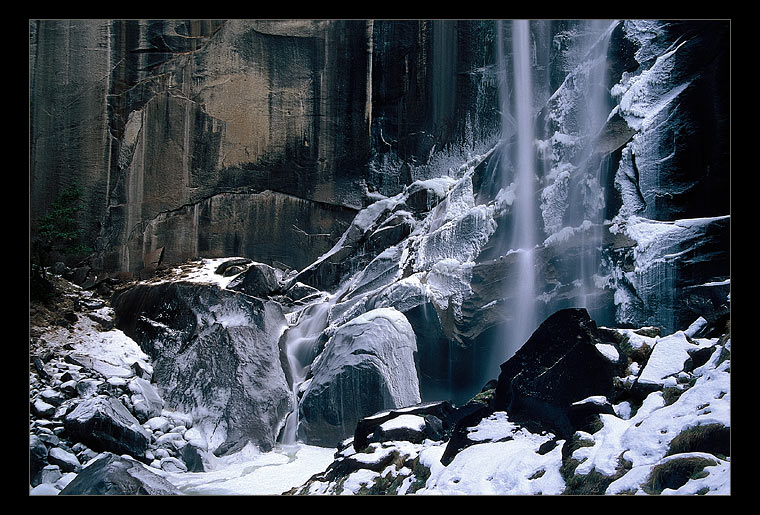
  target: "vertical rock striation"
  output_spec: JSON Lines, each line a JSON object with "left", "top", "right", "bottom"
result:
{"left": 30, "top": 20, "right": 502, "bottom": 278}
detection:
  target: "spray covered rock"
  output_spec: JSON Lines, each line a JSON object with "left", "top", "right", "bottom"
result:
{"left": 298, "top": 308, "right": 421, "bottom": 447}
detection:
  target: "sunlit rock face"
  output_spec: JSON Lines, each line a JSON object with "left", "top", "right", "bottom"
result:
{"left": 30, "top": 20, "right": 500, "bottom": 278}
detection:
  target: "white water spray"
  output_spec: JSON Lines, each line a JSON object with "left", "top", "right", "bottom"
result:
{"left": 575, "top": 20, "right": 615, "bottom": 316}
{"left": 502, "top": 19, "right": 539, "bottom": 359}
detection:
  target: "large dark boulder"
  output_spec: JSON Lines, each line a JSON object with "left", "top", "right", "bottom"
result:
{"left": 59, "top": 453, "right": 182, "bottom": 495}
{"left": 112, "top": 281, "right": 292, "bottom": 455}
{"left": 63, "top": 396, "right": 151, "bottom": 458}
{"left": 492, "top": 308, "right": 626, "bottom": 438}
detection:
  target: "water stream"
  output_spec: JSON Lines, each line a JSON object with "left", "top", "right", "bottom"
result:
{"left": 279, "top": 299, "right": 331, "bottom": 445}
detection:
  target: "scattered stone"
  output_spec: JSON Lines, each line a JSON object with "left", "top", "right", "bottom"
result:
{"left": 32, "top": 398, "right": 56, "bottom": 418}
{"left": 60, "top": 380, "right": 78, "bottom": 396}
{"left": 35, "top": 430, "right": 60, "bottom": 447}
{"left": 59, "top": 452, "right": 183, "bottom": 495}
{"left": 30, "top": 435, "right": 49, "bottom": 484}
{"left": 48, "top": 446, "right": 81, "bottom": 473}
{"left": 75, "top": 378, "right": 101, "bottom": 398}
{"left": 39, "top": 388, "right": 66, "bottom": 406}
{"left": 64, "top": 396, "right": 151, "bottom": 458}
{"left": 38, "top": 464, "right": 63, "bottom": 485}
{"left": 145, "top": 416, "right": 171, "bottom": 433}
{"left": 160, "top": 456, "right": 188, "bottom": 473}
{"left": 32, "top": 357, "right": 51, "bottom": 381}
{"left": 155, "top": 432, "right": 187, "bottom": 452}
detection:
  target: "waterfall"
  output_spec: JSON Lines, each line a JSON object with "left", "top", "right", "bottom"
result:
{"left": 574, "top": 20, "right": 615, "bottom": 320}
{"left": 496, "top": 20, "right": 539, "bottom": 361}
{"left": 279, "top": 299, "right": 331, "bottom": 446}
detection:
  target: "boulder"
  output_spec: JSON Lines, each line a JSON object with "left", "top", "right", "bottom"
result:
{"left": 29, "top": 435, "right": 49, "bottom": 485}
{"left": 39, "top": 388, "right": 65, "bottom": 406}
{"left": 215, "top": 257, "right": 252, "bottom": 276}
{"left": 63, "top": 396, "right": 151, "bottom": 458}
{"left": 160, "top": 457, "right": 188, "bottom": 473}
{"left": 37, "top": 465, "right": 63, "bottom": 486}
{"left": 298, "top": 308, "right": 421, "bottom": 447}
{"left": 227, "top": 262, "right": 282, "bottom": 298}
{"left": 353, "top": 401, "right": 456, "bottom": 451}
{"left": 47, "top": 446, "right": 81, "bottom": 473}
{"left": 145, "top": 416, "right": 171, "bottom": 433}
{"left": 59, "top": 452, "right": 182, "bottom": 495}
{"left": 492, "top": 308, "right": 626, "bottom": 438}
{"left": 128, "top": 377, "right": 164, "bottom": 423}
{"left": 112, "top": 281, "right": 292, "bottom": 455}
{"left": 32, "top": 398, "right": 56, "bottom": 418}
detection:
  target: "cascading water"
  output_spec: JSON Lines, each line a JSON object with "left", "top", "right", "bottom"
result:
{"left": 572, "top": 20, "right": 615, "bottom": 319}
{"left": 496, "top": 19, "right": 539, "bottom": 362}
{"left": 279, "top": 299, "right": 331, "bottom": 446}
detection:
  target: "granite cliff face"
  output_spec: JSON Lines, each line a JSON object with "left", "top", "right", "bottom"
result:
{"left": 30, "top": 20, "right": 499, "bottom": 278}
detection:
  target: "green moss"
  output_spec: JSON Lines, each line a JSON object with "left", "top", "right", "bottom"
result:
{"left": 563, "top": 468, "right": 615, "bottom": 495}
{"left": 643, "top": 456, "right": 718, "bottom": 494}
{"left": 667, "top": 423, "right": 730, "bottom": 458}
{"left": 662, "top": 386, "right": 687, "bottom": 406}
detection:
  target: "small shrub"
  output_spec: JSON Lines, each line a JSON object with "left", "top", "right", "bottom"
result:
{"left": 643, "top": 456, "right": 717, "bottom": 494}
{"left": 32, "top": 182, "right": 92, "bottom": 269}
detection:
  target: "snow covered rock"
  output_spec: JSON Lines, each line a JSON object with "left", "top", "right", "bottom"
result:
{"left": 128, "top": 377, "right": 164, "bottom": 423}
{"left": 63, "top": 396, "right": 151, "bottom": 458}
{"left": 353, "top": 401, "right": 456, "bottom": 451}
{"left": 227, "top": 261, "right": 282, "bottom": 298}
{"left": 493, "top": 308, "right": 626, "bottom": 438}
{"left": 47, "top": 447, "right": 81, "bottom": 473}
{"left": 298, "top": 308, "right": 421, "bottom": 447}
{"left": 59, "top": 452, "right": 182, "bottom": 495}
{"left": 112, "top": 281, "right": 292, "bottom": 456}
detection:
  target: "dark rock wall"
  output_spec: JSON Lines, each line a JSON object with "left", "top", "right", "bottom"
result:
{"left": 30, "top": 20, "right": 502, "bottom": 277}
{"left": 31, "top": 20, "right": 375, "bottom": 275}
